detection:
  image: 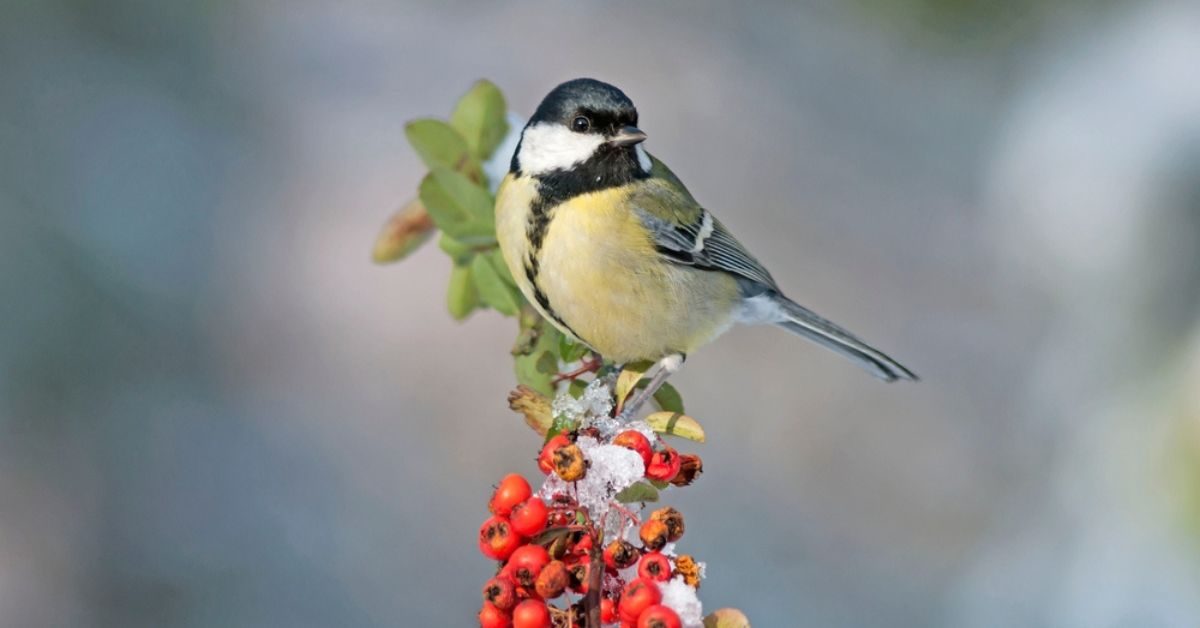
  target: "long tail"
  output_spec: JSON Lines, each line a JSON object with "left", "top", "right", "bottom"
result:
{"left": 771, "top": 294, "right": 918, "bottom": 382}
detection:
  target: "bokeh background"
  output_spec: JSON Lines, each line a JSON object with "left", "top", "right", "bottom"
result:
{"left": 3, "top": 0, "right": 1200, "bottom": 626}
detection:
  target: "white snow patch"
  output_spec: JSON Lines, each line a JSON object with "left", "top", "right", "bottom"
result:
{"left": 658, "top": 576, "right": 704, "bottom": 627}
{"left": 538, "top": 436, "right": 645, "bottom": 518}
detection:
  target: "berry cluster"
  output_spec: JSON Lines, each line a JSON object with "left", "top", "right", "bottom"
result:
{"left": 477, "top": 424, "right": 705, "bottom": 628}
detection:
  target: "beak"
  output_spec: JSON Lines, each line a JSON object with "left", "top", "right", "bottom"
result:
{"left": 609, "top": 125, "right": 647, "bottom": 147}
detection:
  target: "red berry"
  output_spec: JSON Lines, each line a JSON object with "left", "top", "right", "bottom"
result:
{"left": 511, "top": 599, "right": 551, "bottom": 628}
{"left": 508, "top": 544, "right": 551, "bottom": 588}
{"left": 619, "top": 578, "right": 662, "bottom": 624}
{"left": 637, "top": 604, "right": 681, "bottom": 628}
{"left": 483, "top": 576, "right": 517, "bottom": 611}
{"left": 637, "top": 552, "right": 672, "bottom": 582}
{"left": 509, "top": 497, "right": 549, "bottom": 537}
{"left": 569, "top": 530, "right": 593, "bottom": 558}
{"left": 600, "top": 598, "right": 618, "bottom": 623}
{"left": 645, "top": 448, "right": 682, "bottom": 482}
{"left": 613, "top": 430, "right": 653, "bottom": 466}
{"left": 604, "top": 539, "right": 640, "bottom": 571}
{"left": 479, "top": 516, "right": 522, "bottom": 561}
{"left": 491, "top": 474, "right": 533, "bottom": 517}
{"left": 533, "top": 560, "right": 569, "bottom": 599}
{"left": 537, "top": 435, "right": 571, "bottom": 475}
{"left": 478, "top": 601, "right": 512, "bottom": 628}
{"left": 567, "top": 561, "right": 590, "bottom": 594}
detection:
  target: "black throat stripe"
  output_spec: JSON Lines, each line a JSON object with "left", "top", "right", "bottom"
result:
{"left": 523, "top": 194, "right": 583, "bottom": 341}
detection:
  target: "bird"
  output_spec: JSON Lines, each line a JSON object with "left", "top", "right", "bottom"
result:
{"left": 494, "top": 78, "right": 917, "bottom": 417}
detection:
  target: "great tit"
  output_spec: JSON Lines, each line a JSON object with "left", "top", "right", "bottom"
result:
{"left": 495, "top": 78, "right": 917, "bottom": 416}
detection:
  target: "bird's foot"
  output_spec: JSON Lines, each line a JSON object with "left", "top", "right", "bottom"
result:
{"left": 552, "top": 354, "right": 603, "bottom": 384}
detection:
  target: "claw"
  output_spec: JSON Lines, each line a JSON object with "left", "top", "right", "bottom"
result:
{"left": 552, "top": 354, "right": 603, "bottom": 384}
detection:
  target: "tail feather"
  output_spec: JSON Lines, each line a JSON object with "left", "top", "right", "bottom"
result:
{"left": 772, "top": 295, "right": 917, "bottom": 382}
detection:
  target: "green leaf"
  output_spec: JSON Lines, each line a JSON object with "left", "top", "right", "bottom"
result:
{"left": 515, "top": 318, "right": 561, "bottom": 397}
{"left": 418, "top": 170, "right": 495, "bottom": 245}
{"left": 615, "top": 361, "right": 652, "bottom": 411}
{"left": 536, "top": 349, "right": 559, "bottom": 377}
{"left": 486, "top": 248, "right": 518, "bottom": 288}
{"left": 437, "top": 232, "right": 475, "bottom": 265}
{"left": 431, "top": 167, "right": 494, "bottom": 222}
{"left": 568, "top": 379, "right": 587, "bottom": 399}
{"left": 647, "top": 479, "right": 670, "bottom": 490}
{"left": 558, "top": 334, "right": 588, "bottom": 363}
{"left": 404, "top": 119, "right": 483, "bottom": 180}
{"left": 450, "top": 80, "right": 509, "bottom": 161}
{"left": 652, "top": 382, "right": 685, "bottom": 414}
{"left": 645, "top": 411, "right": 706, "bottom": 443}
{"left": 471, "top": 254, "right": 522, "bottom": 316}
{"left": 615, "top": 481, "right": 659, "bottom": 504}
{"left": 546, "top": 412, "right": 577, "bottom": 442}
{"left": 446, "top": 262, "right": 478, "bottom": 320}
{"left": 531, "top": 526, "right": 574, "bottom": 547}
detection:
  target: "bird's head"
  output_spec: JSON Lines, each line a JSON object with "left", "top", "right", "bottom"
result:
{"left": 511, "top": 78, "right": 651, "bottom": 187}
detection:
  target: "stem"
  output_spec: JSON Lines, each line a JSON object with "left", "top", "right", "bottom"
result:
{"left": 609, "top": 501, "right": 641, "bottom": 527}
{"left": 584, "top": 524, "right": 603, "bottom": 627}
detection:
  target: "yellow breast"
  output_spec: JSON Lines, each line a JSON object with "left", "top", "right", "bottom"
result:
{"left": 495, "top": 174, "right": 740, "bottom": 362}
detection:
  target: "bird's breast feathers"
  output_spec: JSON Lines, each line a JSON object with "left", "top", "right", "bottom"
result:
{"left": 495, "top": 174, "right": 740, "bottom": 361}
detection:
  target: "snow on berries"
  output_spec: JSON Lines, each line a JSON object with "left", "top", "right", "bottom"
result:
{"left": 477, "top": 378, "right": 709, "bottom": 627}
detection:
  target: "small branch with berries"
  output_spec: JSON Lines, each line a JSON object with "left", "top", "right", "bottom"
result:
{"left": 476, "top": 374, "right": 748, "bottom": 628}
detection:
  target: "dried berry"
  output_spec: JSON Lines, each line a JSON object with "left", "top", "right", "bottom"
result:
{"left": 669, "top": 454, "right": 703, "bottom": 487}
{"left": 534, "top": 560, "right": 569, "bottom": 599}
{"left": 674, "top": 554, "right": 701, "bottom": 588}
{"left": 639, "top": 519, "right": 669, "bottom": 552}
{"left": 604, "top": 539, "right": 640, "bottom": 571}
{"left": 649, "top": 507, "right": 685, "bottom": 542}
{"left": 551, "top": 443, "right": 587, "bottom": 481}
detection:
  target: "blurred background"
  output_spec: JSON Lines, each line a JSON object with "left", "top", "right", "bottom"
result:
{"left": 3, "top": 0, "right": 1199, "bottom": 626}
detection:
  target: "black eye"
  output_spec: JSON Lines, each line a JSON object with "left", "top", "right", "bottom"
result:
{"left": 571, "top": 116, "right": 591, "bottom": 132}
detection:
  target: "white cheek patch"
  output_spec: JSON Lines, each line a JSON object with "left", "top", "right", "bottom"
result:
{"left": 635, "top": 145, "right": 652, "bottom": 173}
{"left": 517, "top": 123, "right": 605, "bottom": 175}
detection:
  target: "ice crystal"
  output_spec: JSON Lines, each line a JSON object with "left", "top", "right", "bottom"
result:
{"left": 552, "top": 376, "right": 616, "bottom": 427}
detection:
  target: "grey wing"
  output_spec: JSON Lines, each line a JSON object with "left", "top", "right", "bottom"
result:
{"left": 636, "top": 208, "right": 780, "bottom": 294}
